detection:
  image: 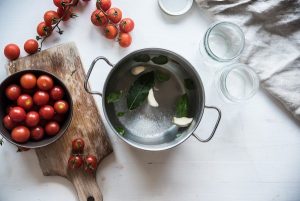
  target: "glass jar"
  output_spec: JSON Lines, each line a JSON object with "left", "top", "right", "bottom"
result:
{"left": 215, "top": 63, "right": 259, "bottom": 102}
{"left": 199, "top": 21, "right": 245, "bottom": 65}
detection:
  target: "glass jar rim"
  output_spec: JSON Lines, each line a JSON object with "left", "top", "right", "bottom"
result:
{"left": 204, "top": 21, "right": 245, "bottom": 62}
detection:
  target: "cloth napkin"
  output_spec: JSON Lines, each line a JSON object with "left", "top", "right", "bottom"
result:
{"left": 195, "top": 0, "right": 300, "bottom": 122}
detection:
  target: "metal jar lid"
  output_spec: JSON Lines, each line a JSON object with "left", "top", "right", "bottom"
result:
{"left": 158, "top": 0, "right": 193, "bottom": 16}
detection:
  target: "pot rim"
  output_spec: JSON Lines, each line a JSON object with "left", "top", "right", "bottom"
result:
{"left": 102, "top": 48, "right": 205, "bottom": 151}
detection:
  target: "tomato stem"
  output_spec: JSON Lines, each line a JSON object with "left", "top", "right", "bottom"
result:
{"left": 37, "top": 0, "right": 78, "bottom": 52}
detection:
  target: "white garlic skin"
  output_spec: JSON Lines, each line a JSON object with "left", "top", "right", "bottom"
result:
{"left": 131, "top": 66, "right": 145, "bottom": 75}
{"left": 148, "top": 88, "right": 159, "bottom": 107}
{"left": 172, "top": 117, "right": 193, "bottom": 127}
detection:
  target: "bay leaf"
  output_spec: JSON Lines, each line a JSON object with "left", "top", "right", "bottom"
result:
{"left": 116, "top": 127, "right": 125, "bottom": 136}
{"left": 151, "top": 55, "right": 168, "bottom": 65}
{"left": 127, "top": 71, "right": 155, "bottom": 110}
{"left": 176, "top": 94, "right": 189, "bottom": 117}
{"left": 106, "top": 90, "right": 122, "bottom": 104}
{"left": 155, "top": 70, "right": 170, "bottom": 82}
{"left": 184, "top": 78, "right": 195, "bottom": 90}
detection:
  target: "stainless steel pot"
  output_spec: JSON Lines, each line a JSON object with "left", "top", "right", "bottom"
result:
{"left": 84, "top": 48, "right": 221, "bottom": 151}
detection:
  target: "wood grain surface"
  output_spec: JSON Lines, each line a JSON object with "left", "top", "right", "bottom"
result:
{"left": 6, "top": 42, "right": 113, "bottom": 201}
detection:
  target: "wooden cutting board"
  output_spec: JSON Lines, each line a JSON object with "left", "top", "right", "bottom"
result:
{"left": 6, "top": 42, "right": 113, "bottom": 201}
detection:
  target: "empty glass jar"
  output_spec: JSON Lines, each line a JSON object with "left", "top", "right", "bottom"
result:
{"left": 199, "top": 21, "right": 245, "bottom": 64}
{"left": 215, "top": 63, "right": 259, "bottom": 102}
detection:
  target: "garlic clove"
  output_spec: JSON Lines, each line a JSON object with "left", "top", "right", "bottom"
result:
{"left": 148, "top": 88, "right": 159, "bottom": 107}
{"left": 131, "top": 66, "right": 145, "bottom": 75}
{"left": 172, "top": 117, "right": 193, "bottom": 127}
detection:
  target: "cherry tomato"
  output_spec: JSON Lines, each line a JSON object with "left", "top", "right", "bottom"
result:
{"left": 37, "top": 75, "right": 54, "bottom": 91}
{"left": 4, "top": 44, "right": 20, "bottom": 60}
{"left": 37, "top": 22, "right": 52, "bottom": 37}
{"left": 44, "top": 10, "right": 60, "bottom": 26}
{"left": 20, "top": 73, "right": 37, "bottom": 89}
{"left": 5, "top": 84, "right": 21, "bottom": 100}
{"left": 25, "top": 111, "right": 40, "bottom": 127}
{"left": 96, "top": 0, "right": 111, "bottom": 11}
{"left": 50, "top": 86, "right": 64, "bottom": 100}
{"left": 91, "top": 10, "right": 108, "bottom": 27}
{"left": 39, "top": 105, "right": 55, "bottom": 120}
{"left": 72, "top": 138, "right": 85, "bottom": 153}
{"left": 106, "top": 8, "right": 122, "bottom": 24}
{"left": 11, "top": 126, "right": 30, "bottom": 143}
{"left": 84, "top": 155, "right": 97, "bottom": 174}
{"left": 104, "top": 24, "right": 118, "bottom": 39}
{"left": 17, "top": 94, "right": 33, "bottom": 110}
{"left": 68, "top": 155, "right": 83, "bottom": 169}
{"left": 3, "top": 115, "right": 17, "bottom": 130}
{"left": 54, "top": 100, "right": 69, "bottom": 114}
{"left": 45, "top": 121, "right": 60, "bottom": 136}
{"left": 57, "top": 7, "right": 73, "bottom": 21}
{"left": 30, "top": 126, "right": 44, "bottom": 141}
{"left": 53, "top": 0, "right": 72, "bottom": 9}
{"left": 33, "top": 91, "right": 49, "bottom": 106}
{"left": 118, "top": 33, "right": 132, "bottom": 48}
{"left": 24, "top": 39, "right": 39, "bottom": 54}
{"left": 9, "top": 107, "right": 26, "bottom": 122}
{"left": 119, "top": 18, "right": 135, "bottom": 33}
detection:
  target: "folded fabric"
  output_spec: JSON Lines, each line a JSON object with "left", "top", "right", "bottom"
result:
{"left": 195, "top": 0, "right": 300, "bottom": 121}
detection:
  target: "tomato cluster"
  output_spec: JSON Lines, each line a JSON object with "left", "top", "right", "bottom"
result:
{"left": 3, "top": 0, "right": 84, "bottom": 61}
{"left": 2, "top": 73, "right": 70, "bottom": 144}
{"left": 91, "top": 0, "right": 134, "bottom": 47}
{"left": 68, "top": 138, "right": 98, "bottom": 174}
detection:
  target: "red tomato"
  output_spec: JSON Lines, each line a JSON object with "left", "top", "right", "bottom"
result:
{"left": 118, "top": 33, "right": 132, "bottom": 48}
{"left": 45, "top": 121, "right": 60, "bottom": 136}
{"left": 3, "top": 115, "right": 17, "bottom": 130}
{"left": 50, "top": 86, "right": 64, "bottom": 100}
{"left": 17, "top": 94, "right": 33, "bottom": 110}
{"left": 54, "top": 100, "right": 69, "bottom": 114}
{"left": 91, "top": 10, "right": 108, "bottom": 27}
{"left": 39, "top": 105, "right": 55, "bottom": 120}
{"left": 96, "top": 0, "right": 111, "bottom": 11}
{"left": 33, "top": 91, "right": 49, "bottom": 106}
{"left": 84, "top": 155, "right": 97, "bottom": 174}
{"left": 24, "top": 39, "right": 39, "bottom": 54}
{"left": 11, "top": 126, "right": 30, "bottom": 143}
{"left": 119, "top": 18, "right": 135, "bottom": 33}
{"left": 37, "top": 22, "right": 52, "bottom": 37}
{"left": 30, "top": 126, "right": 44, "bottom": 141}
{"left": 53, "top": 0, "right": 72, "bottom": 9}
{"left": 25, "top": 111, "right": 40, "bottom": 127}
{"left": 9, "top": 107, "right": 26, "bottom": 122}
{"left": 72, "top": 138, "right": 85, "bottom": 153}
{"left": 5, "top": 84, "right": 21, "bottom": 100}
{"left": 106, "top": 8, "right": 122, "bottom": 24}
{"left": 68, "top": 155, "right": 83, "bottom": 169}
{"left": 37, "top": 75, "right": 54, "bottom": 91}
{"left": 4, "top": 44, "right": 20, "bottom": 60}
{"left": 20, "top": 73, "right": 37, "bottom": 89}
{"left": 104, "top": 24, "right": 118, "bottom": 39}
{"left": 57, "top": 7, "right": 73, "bottom": 21}
{"left": 44, "top": 10, "right": 60, "bottom": 26}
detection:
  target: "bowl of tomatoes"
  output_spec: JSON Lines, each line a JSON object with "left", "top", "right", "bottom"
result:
{"left": 0, "top": 69, "right": 73, "bottom": 148}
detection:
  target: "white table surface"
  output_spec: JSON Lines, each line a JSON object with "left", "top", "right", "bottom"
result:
{"left": 1, "top": 0, "right": 300, "bottom": 201}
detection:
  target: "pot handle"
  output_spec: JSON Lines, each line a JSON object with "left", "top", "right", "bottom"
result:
{"left": 84, "top": 56, "right": 114, "bottom": 97}
{"left": 192, "top": 105, "right": 221, "bottom": 142}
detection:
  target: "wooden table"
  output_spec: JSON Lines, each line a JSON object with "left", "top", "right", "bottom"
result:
{"left": 0, "top": 0, "right": 300, "bottom": 201}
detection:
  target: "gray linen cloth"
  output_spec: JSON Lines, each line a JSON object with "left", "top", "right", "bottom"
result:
{"left": 195, "top": 0, "right": 300, "bottom": 121}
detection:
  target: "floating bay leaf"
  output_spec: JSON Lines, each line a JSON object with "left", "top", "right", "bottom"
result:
{"left": 151, "top": 55, "right": 168, "bottom": 65}
{"left": 176, "top": 94, "right": 189, "bottom": 118}
{"left": 133, "top": 54, "right": 151, "bottom": 62}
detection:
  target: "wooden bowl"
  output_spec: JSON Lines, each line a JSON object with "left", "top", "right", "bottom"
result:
{"left": 0, "top": 69, "right": 73, "bottom": 148}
